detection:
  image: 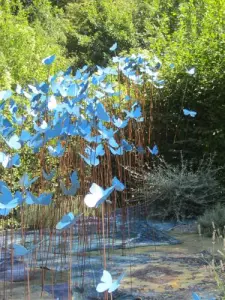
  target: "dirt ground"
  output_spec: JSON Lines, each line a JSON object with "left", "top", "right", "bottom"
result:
{"left": 0, "top": 228, "right": 224, "bottom": 300}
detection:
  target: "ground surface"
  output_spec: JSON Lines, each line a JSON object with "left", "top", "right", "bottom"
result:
{"left": 0, "top": 226, "right": 223, "bottom": 300}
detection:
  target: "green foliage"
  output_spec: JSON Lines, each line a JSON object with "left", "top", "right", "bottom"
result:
{"left": 132, "top": 156, "right": 224, "bottom": 221}
{"left": 65, "top": 0, "right": 137, "bottom": 66}
{"left": 0, "top": 0, "right": 69, "bottom": 87}
{"left": 198, "top": 203, "right": 225, "bottom": 237}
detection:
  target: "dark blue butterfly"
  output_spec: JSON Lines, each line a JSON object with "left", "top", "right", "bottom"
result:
{"left": 42, "top": 55, "right": 56, "bottom": 65}
{"left": 147, "top": 145, "right": 159, "bottom": 155}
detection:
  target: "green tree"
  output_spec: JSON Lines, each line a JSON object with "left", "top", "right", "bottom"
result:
{"left": 0, "top": 0, "right": 69, "bottom": 87}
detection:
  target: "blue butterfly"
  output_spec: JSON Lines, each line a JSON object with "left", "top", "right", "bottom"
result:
{"left": 9, "top": 99, "right": 18, "bottom": 114}
{"left": 27, "top": 132, "right": 44, "bottom": 152}
{"left": 25, "top": 191, "right": 53, "bottom": 206}
{"left": 56, "top": 212, "right": 82, "bottom": 231}
{"left": 84, "top": 183, "right": 115, "bottom": 208}
{"left": 112, "top": 117, "right": 128, "bottom": 129}
{"left": 48, "top": 141, "right": 65, "bottom": 157}
{"left": 0, "top": 90, "right": 12, "bottom": 100}
{"left": 96, "top": 103, "right": 110, "bottom": 122}
{"left": 42, "top": 169, "right": 55, "bottom": 181}
{"left": 98, "top": 123, "right": 117, "bottom": 140}
{"left": 108, "top": 137, "right": 119, "bottom": 148}
{"left": 12, "top": 113, "right": 26, "bottom": 126}
{"left": 20, "top": 130, "right": 32, "bottom": 143}
{"left": 109, "top": 42, "right": 117, "bottom": 52}
{"left": 10, "top": 238, "right": 47, "bottom": 257}
{"left": 147, "top": 145, "right": 159, "bottom": 156}
{"left": 19, "top": 173, "right": 38, "bottom": 189}
{"left": 121, "top": 139, "right": 132, "bottom": 152}
{"left": 123, "top": 104, "right": 142, "bottom": 120}
{"left": 0, "top": 152, "right": 20, "bottom": 168}
{"left": 0, "top": 186, "right": 22, "bottom": 210}
{"left": 67, "top": 83, "right": 79, "bottom": 97}
{"left": 80, "top": 144, "right": 105, "bottom": 166}
{"left": 183, "top": 109, "right": 197, "bottom": 117}
{"left": 109, "top": 146, "right": 123, "bottom": 156}
{"left": 60, "top": 171, "right": 80, "bottom": 196}
{"left": 42, "top": 55, "right": 56, "bottom": 65}
{"left": 112, "top": 177, "right": 125, "bottom": 191}
{"left": 83, "top": 133, "right": 102, "bottom": 144}
{"left": 192, "top": 293, "right": 201, "bottom": 300}
{"left": 4, "top": 134, "right": 21, "bottom": 150}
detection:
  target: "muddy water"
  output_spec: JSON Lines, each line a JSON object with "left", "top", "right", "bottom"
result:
{"left": 0, "top": 232, "right": 223, "bottom": 299}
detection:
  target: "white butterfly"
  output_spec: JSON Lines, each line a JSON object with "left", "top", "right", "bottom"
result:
{"left": 96, "top": 270, "right": 125, "bottom": 293}
{"left": 48, "top": 95, "right": 57, "bottom": 110}
{"left": 84, "top": 183, "right": 114, "bottom": 208}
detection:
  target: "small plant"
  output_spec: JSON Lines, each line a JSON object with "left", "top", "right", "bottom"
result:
{"left": 198, "top": 204, "right": 225, "bottom": 237}
{"left": 131, "top": 156, "right": 224, "bottom": 221}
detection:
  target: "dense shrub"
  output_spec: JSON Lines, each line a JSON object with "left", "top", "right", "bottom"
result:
{"left": 131, "top": 156, "right": 224, "bottom": 221}
{"left": 198, "top": 203, "right": 225, "bottom": 237}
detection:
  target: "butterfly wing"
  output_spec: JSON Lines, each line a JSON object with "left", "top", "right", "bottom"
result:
{"left": 80, "top": 154, "right": 100, "bottom": 166}
{"left": 42, "top": 55, "right": 56, "bottom": 65}
{"left": 84, "top": 183, "right": 103, "bottom": 207}
{"left": 42, "top": 169, "right": 55, "bottom": 181}
{"left": 11, "top": 244, "right": 29, "bottom": 257}
{"left": 95, "top": 186, "right": 115, "bottom": 208}
{"left": 96, "top": 283, "right": 110, "bottom": 293}
{"left": 96, "top": 103, "right": 110, "bottom": 122}
{"left": 96, "top": 270, "right": 112, "bottom": 292}
{"left": 192, "top": 293, "right": 201, "bottom": 300}
{"left": 108, "top": 137, "right": 119, "bottom": 148}
{"left": 152, "top": 145, "right": 159, "bottom": 155}
{"left": 96, "top": 144, "right": 105, "bottom": 156}
{"left": 190, "top": 110, "right": 197, "bottom": 117}
{"left": 6, "top": 135, "right": 21, "bottom": 150}
{"left": 56, "top": 212, "right": 75, "bottom": 231}
{"left": 108, "top": 273, "right": 125, "bottom": 293}
{"left": 37, "top": 193, "right": 53, "bottom": 205}
{"left": 89, "top": 183, "right": 104, "bottom": 198}
{"left": 109, "top": 42, "right": 117, "bottom": 52}
{"left": 84, "top": 194, "right": 99, "bottom": 208}
{"left": 183, "top": 109, "right": 190, "bottom": 116}
{"left": 112, "top": 177, "right": 125, "bottom": 192}
{"left": 101, "top": 270, "right": 113, "bottom": 283}
{"left": 48, "top": 95, "right": 57, "bottom": 110}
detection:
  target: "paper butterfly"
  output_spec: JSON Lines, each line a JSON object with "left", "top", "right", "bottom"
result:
{"left": 183, "top": 109, "right": 197, "bottom": 117}
{"left": 84, "top": 183, "right": 115, "bottom": 208}
{"left": 96, "top": 270, "right": 125, "bottom": 293}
